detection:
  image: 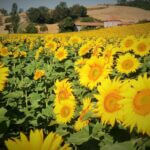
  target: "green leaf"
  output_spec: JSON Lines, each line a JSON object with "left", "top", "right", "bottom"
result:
{"left": 28, "top": 93, "right": 42, "bottom": 108}
{"left": 4, "top": 91, "right": 23, "bottom": 99}
{"left": 67, "top": 127, "right": 90, "bottom": 145}
{"left": 82, "top": 111, "right": 93, "bottom": 121}
{"left": 56, "top": 126, "right": 69, "bottom": 136}
{"left": 0, "top": 108, "right": 7, "bottom": 123}
{"left": 92, "top": 122, "right": 105, "bottom": 140}
{"left": 101, "top": 141, "right": 135, "bottom": 150}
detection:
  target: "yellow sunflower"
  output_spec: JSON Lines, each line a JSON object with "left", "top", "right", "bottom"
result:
{"left": 78, "top": 42, "right": 92, "bottom": 56}
{"left": 121, "top": 74, "right": 150, "bottom": 135}
{"left": 74, "top": 58, "right": 87, "bottom": 73}
{"left": 0, "top": 65, "right": 9, "bottom": 91}
{"left": 102, "top": 44, "right": 117, "bottom": 67}
{"left": 55, "top": 47, "right": 68, "bottom": 61}
{"left": 121, "top": 35, "right": 136, "bottom": 52}
{"left": 116, "top": 53, "right": 140, "bottom": 74}
{"left": 94, "top": 78, "right": 128, "bottom": 126}
{"left": 54, "top": 79, "right": 75, "bottom": 104}
{"left": 33, "top": 69, "right": 45, "bottom": 80}
{"left": 134, "top": 38, "right": 150, "bottom": 56}
{"left": 74, "top": 98, "right": 93, "bottom": 131}
{"left": 45, "top": 41, "right": 57, "bottom": 53}
{"left": 0, "top": 47, "right": 9, "bottom": 57}
{"left": 54, "top": 100, "right": 76, "bottom": 124}
{"left": 69, "top": 36, "right": 82, "bottom": 45}
{"left": 79, "top": 57, "right": 110, "bottom": 89}
{"left": 5, "top": 129, "right": 71, "bottom": 150}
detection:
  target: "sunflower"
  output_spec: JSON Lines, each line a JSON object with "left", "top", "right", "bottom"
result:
{"left": 0, "top": 65, "right": 9, "bottom": 91}
{"left": 5, "top": 129, "right": 71, "bottom": 150}
{"left": 116, "top": 53, "right": 140, "bottom": 74}
{"left": 74, "top": 58, "right": 87, "bottom": 73}
{"left": 78, "top": 43, "right": 91, "bottom": 56}
{"left": 55, "top": 47, "right": 68, "bottom": 61}
{"left": 0, "top": 47, "right": 9, "bottom": 56}
{"left": 94, "top": 78, "right": 128, "bottom": 126}
{"left": 74, "top": 118, "right": 89, "bottom": 131}
{"left": 121, "top": 74, "right": 150, "bottom": 135}
{"left": 134, "top": 38, "right": 150, "bottom": 56}
{"left": 74, "top": 98, "right": 93, "bottom": 131}
{"left": 33, "top": 69, "right": 45, "bottom": 80}
{"left": 54, "top": 79, "right": 75, "bottom": 104}
{"left": 45, "top": 41, "right": 57, "bottom": 53}
{"left": 79, "top": 57, "right": 110, "bottom": 89}
{"left": 102, "top": 44, "right": 117, "bottom": 67}
{"left": 54, "top": 100, "right": 76, "bottom": 124}
{"left": 121, "top": 35, "right": 136, "bottom": 52}
{"left": 69, "top": 36, "right": 82, "bottom": 45}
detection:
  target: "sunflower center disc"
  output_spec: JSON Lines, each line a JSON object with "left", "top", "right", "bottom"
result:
{"left": 122, "top": 59, "right": 134, "bottom": 70}
{"left": 89, "top": 65, "right": 102, "bottom": 81}
{"left": 125, "top": 39, "right": 133, "bottom": 48}
{"left": 137, "top": 43, "right": 146, "bottom": 52}
{"left": 104, "top": 91, "right": 121, "bottom": 113}
{"left": 58, "top": 89, "right": 70, "bottom": 100}
{"left": 61, "top": 106, "right": 70, "bottom": 118}
{"left": 133, "top": 89, "right": 150, "bottom": 116}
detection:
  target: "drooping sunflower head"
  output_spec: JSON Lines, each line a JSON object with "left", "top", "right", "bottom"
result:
{"left": 0, "top": 65, "right": 9, "bottom": 92}
{"left": 94, "top": 77, "right": 128, "bottom": 126}
{"left": 5, "top": 129, "right": 72, "bottom": 150}
{"left": 74, "top": 118, "right": 89, "bottom": 131}
{"left": 121, "top": 35, "right": 136, "bottom": 52}
{"left": 121, "top": 74, "right": 150, "bottom": 135}
{"left": 33, "top": 69, "right": 45, "bottom": 80}
{"left": 54, "top": 100, "right": 76, "bottom": 124}
{"left": 54, "top": 79, "right": 74, "bottom": 104}
{"left": 79, "top": 57, "right": 110, "bottom": 89}
{"left": 116, "top": 53, "right": 140, "bottom": 74}
{"left": 78, "top": 43, "right": 91, "bottom": 56}
{"left": 134, "top": 38, "right": 150, "bottom": 56}
{"left": 55, "top": 47, "right": 68, "bottom": 61}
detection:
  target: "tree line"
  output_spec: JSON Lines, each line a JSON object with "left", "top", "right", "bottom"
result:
{"left": 117, "top": 0, "right": 150, "bottom": 10}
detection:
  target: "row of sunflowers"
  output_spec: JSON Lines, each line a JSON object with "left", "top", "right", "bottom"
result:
{"left": 0, "top": 23, "right": 150, "bottom": 150}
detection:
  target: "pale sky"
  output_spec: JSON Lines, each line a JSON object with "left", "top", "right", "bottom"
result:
{"left": 0, "top": 0, "right": 117, "bottom": 12}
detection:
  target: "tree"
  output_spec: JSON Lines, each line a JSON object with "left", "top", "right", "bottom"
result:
{"left": 19, "top": 8, "right": 24, "bottom": 13}
{"left": 27, "top": 6, "right": 53, "bottom": 24}
{"left": 10, "top": 3, "right": 20, "bottom": 33}
{"left": 0, "top": 8, "right": 8, "bottom": 16}
{"left": 58, "top": 17, "right": 77, "bottom": 33}
{"left": 25, "top": 23, "right": 38, "bottom": 33}
{"left": 52, "top": 2, "right": 70, "bottom": 22}
{"left": 70, "top": 4, "right": 87, "bottom": 19}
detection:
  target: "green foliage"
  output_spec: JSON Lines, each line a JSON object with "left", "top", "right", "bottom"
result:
{"left": 0, "top": 8, "right": 8, "bottom": 16}
{"left": 27, "top": 6, "right": 53, "bottom": 24}
{"left": 80, "top": 17, "right": 95, "bottom": 22}
{"left": 52, "top": 2, "right": 70, "bottom": 22}
{"left": 10, "top": 3, "right": 20, "bottom": 33}
{"left": 4, "top": 17, "right": 11, "bottom": 23}
{"left": 117, "top": 0, "right": 150, "bottom": 10}
{"left": 70, "top": 4, "right": 87, "bottom": 19}
{"left": 25, "top": 23, "right": 38, "bottom": 33}
{"left": 58, "top": 17, "right": 77, "bottom": 33}
{"left": 39, "top": 25, "right": 48, "bottom": 32}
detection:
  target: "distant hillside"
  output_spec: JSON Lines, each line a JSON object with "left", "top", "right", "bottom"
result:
{"left": 87, "top": 5, "right": 150, "bottom": 23}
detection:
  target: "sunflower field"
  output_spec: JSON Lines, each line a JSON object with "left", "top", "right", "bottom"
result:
{"left": 0, "top": 23, "right": 150, "bottom": 150}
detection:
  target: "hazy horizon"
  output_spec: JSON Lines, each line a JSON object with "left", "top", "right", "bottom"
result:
{"left": 0, "top": 0, "right": 117, "bottom": 12}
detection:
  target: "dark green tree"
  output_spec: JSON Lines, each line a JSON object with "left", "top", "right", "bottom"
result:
{"left": 10, "top": 3, "right": 20, "bottom": 33}
{"left": 58, "top": 17, "right": 77, "bottom": 32}
{"left": 0, "top": 8, "right": 8, "bottom": 16}
{"left": 70, "top": 4, "right": 87, "bottom": 19}
{"left": 25, "top": 23, "right": 38, "bottom": 33}
{"left": 52, "top": 2, "right": 70, "bottom": 22}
